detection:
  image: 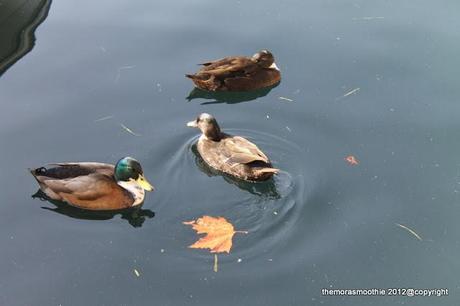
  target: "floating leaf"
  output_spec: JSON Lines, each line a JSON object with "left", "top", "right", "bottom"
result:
{"left": 183, "top": 216, "right": 247, "bottom": 253}
{"left": 120, "top": 123, "right": 141, "bottom": 136}
{"left": 345, "top": 155, "right": 359, "bottom": 165}
{"left": 114, "top": 65, "right": 135, "bottom": 83}
{"left": 396, "top": 223, "right": 422, "bottom": 241}
{"left": 279, "top": 96, "right": 294, "bottom": 102}
{"left": 94, "top": 115, "right": 113, "bottom": 122}
{"left": 342, "top": 87, "right": 360, "bottom": 98}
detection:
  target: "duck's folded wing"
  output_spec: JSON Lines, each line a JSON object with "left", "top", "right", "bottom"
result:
{"left": 48, "top": 162, "right": 115, "bottom": 177}
{"left": 200, "top": 56, "right": 240, "bottom": 67}
{"left": 226, "top": 153, "right": 266, "bottom": 165}
{"left": 42, "top": 174, "right": 115, "bottom": 201}
{"left": 225, "top": 136, "right": 270, "bottom": 164}
{"left": 200, "top": 57, "right": 257, "bottom": 76}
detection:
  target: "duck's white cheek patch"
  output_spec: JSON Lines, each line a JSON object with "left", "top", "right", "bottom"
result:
{"left": 270, "top": 62, "right": 280, "bottom": 71}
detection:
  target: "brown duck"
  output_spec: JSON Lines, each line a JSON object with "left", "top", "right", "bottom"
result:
{"left": 187, "top": 113, "right": 279, "bottom": 181}
{"left": 29, "top": 157, "right": 154, "bottom": 211}
{"left": 186, "top": 50, "right": 281, "bottom": 91}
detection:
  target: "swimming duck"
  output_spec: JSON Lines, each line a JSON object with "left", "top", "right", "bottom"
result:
{"left": 29, "top": 157, "right": 154, "bottom": 211}
{"left": 186, "top": 50, "right": 281, "bottom": 92}
{"left": 187, "top": 113, "right": 279, "bottom": 181}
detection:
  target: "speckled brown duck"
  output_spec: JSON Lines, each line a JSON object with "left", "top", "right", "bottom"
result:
{"left": 29, "top": 157, "right": 154, "bottom": 211}
{"left": 187, "top": 113, "right": 279, "bottom": 181}
{"left": 186, "top": 50, "right": 281, "bottom": 92}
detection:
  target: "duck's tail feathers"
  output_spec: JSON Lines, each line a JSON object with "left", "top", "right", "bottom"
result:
{"left": 257, "top": 168, "right": 279, "bottom": 174}
{"left": 28, "top": 167, "right": 49, "bottom": 182}
{"left": 29, "top": 167, "right": 46, "bottom": 176}
{"left": 185, "top": 74, "right": 196, "bottom": 79}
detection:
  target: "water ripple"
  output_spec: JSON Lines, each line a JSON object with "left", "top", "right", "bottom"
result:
{"left": 161, "top": 129, "right": 309, "bottom": 263}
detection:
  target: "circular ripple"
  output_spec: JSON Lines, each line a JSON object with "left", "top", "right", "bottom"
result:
{"left": 161, "top": 129, "right": 309, "bottom": 262}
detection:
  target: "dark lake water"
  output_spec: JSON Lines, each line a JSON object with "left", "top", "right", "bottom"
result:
{"left": 1, "top": 0, "right": 459, "bottom": 305}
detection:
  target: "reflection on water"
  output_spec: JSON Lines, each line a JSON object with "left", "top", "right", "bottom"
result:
{"left": 186, "top": 82, "right": 279, "bottom": 105}
{"left": 191, "top": 143, "right": 281, "bottom": 199}
{"left": 0, "top": 0, "right": 52, "bottom": 76}
{"left": 32, "top": 190, "right": 155, "bottom": 228}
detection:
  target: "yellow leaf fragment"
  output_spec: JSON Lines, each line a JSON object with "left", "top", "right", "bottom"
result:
{"left": 396, "top": 223, "right": 422, "bottom": 241}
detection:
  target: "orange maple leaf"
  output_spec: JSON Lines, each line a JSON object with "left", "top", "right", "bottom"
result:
{"left": 183, "top": 216, "right": 247, "bottom": 253}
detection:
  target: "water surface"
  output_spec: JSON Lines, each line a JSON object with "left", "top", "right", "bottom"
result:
{"left": 0, "top": 0, "right": 459, "bottom": 305}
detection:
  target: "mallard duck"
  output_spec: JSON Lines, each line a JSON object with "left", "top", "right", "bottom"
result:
{"left": 186, "top": 50, "right": 281, "bottom": 92}
{"left": 187, "top": 113, "right": 279, "bottom": 181}
{"left": 29, "top": 157, "right": 154, "bottom": 211}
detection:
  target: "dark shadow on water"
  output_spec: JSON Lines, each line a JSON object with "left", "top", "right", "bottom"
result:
{"left": 0, "top": 0, "right": 52, "bottom": 76}
{"left": 31, "top": 190, "right": 155, "bottom": 228}
{"left": 186, "top": 82, "right": 279, "bottom": 105}
{"left": 191, "top": 144, "right": 280, "bottom": 199}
